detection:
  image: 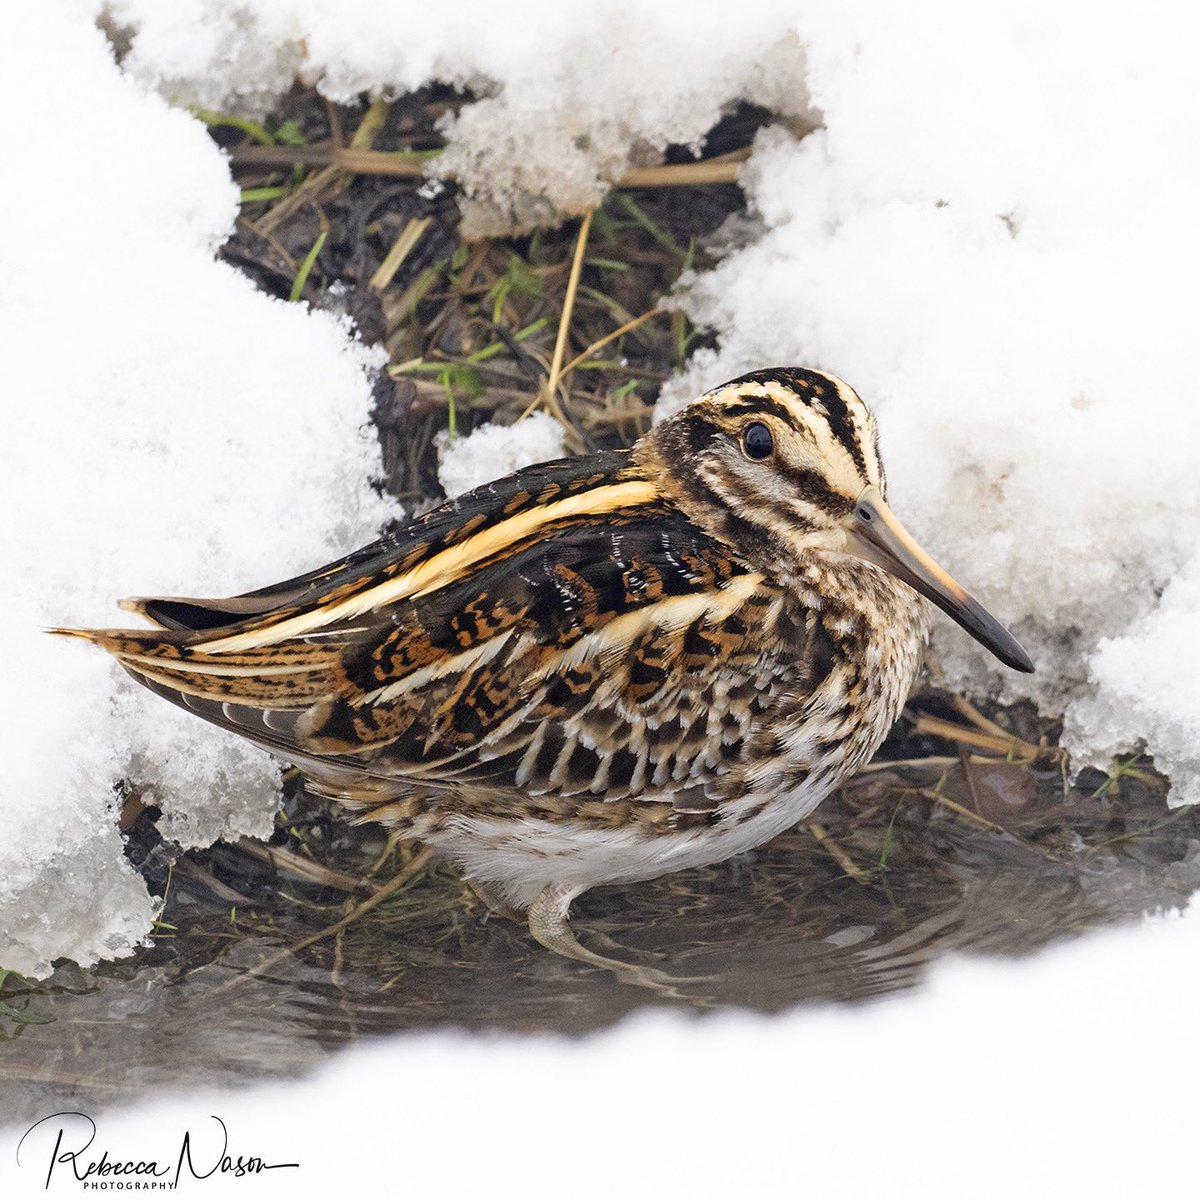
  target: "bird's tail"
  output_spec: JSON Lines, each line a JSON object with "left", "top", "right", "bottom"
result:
{"left": 48, "top": 625, "right": 342, "bottom": 709}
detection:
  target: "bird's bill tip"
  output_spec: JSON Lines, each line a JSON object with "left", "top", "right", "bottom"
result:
{"left": 846, "top": 487, "right": 1034, "bottom": 674}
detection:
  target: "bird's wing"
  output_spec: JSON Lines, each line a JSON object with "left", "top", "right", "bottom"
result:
{"left": 118, "top": 449, "right": 641, "bottom": 630}
{"left": 290, "top": 514, "right": 808, "bottom": 814}
{"left": 59, "top": 454, "right": 828, "bottom": 816}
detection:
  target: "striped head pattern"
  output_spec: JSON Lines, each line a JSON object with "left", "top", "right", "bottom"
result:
{"left": 644, "top": 366, "right": 1033, "bottom": 672}
{"left": 644, "top": 367, "right": 886, "bottom": 574}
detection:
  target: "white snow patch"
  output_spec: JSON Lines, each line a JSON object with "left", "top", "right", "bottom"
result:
{"left": 1066, "top": 560, "right": 1200, "bottom": 806}
{"left": 107, "top": 0, "right": 813, "bottom": 233}
{"left": 0, "top": 3, "right": 396, "bottom": 976}
{"left": 437, "top": 413, "right": 567, "bottom": 498}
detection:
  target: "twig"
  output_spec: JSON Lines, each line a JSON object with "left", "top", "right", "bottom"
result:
{"left": 230, "top": 144, "right": 751, "bottom": 188}
{"left": 808, "top": 821, "right": 872, "bottom": 884}
{"left": 370, "top": 216, "right": 433, "bottom": 291}
{"left": 233, "top": 838, "right": 371, "bottom": 894}
{"left": 916, "top": 788, "right": 1006, "bottom": 834}
{"left": 212, "top": 846, "right": 434, "bottom": 994}
{"left": 909, "top": 713, "right": 1052, "bottom": 762}
{"left": 558, "top": 306, "right": 666, "bottom": 381}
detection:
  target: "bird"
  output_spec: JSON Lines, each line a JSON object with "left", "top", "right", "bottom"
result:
{"left": 56, "top": 367, "right": 1033, "bottom": 987}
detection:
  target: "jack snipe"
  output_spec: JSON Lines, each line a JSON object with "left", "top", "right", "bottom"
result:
{"left": 59, "top": 368, "right": 1032, "bottom": 987}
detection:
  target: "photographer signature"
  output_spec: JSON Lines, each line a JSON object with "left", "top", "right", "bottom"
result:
{"left": 16, "top": 1111, "right": 299, "bottom": 1189}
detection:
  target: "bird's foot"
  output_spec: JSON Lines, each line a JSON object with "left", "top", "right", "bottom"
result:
{"left": 526, "top": 883, "right": 710, "bottom": 999}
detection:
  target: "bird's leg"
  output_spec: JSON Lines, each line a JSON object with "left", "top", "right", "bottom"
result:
{"left": 466, "top": 876, "right": 524, "bottom": 923}
{"left": 526, "top": 883, "right": 704, "bottom": 998}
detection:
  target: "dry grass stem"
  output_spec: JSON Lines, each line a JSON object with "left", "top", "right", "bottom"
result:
{"left": 948, "top": 694, "right": 1019, "bottom": 742}
{"left": 559, "top": 306, "right": 666, "bottom": 380}
{"left": 370, "top": 216, "right": 433, "bottom": 291}
{"left": 366, "top": 830, "right": 405, "bottom": 879}
{"left": 259, "top": 97, "right": 391, "bottom": 232}
{"left": 910, "top": 713, "right": 1052, "bottom": 762}
{"left": 235, "top": 216, "right": 297, "bottom": 272}
{"left": 259, "top": 164, "right": 338, "bottom": 233}
{"left": 231, "top": 144, "right": 750, "bottom": 188}
{"left": 916, "top": 788, "right": 1006, "bottom": 833}
{"left": 618, "top": 153, "right": 748, "bottom": 187}
{"left": 213, "top": 845, "right": 435, "bottom": 994}
{"left": 453, "top": 241, "right": 492, "bottom": 295}
{"left": 808, "top": 821, "right": 873, "bottom": 884}
{"left": 526, "top": 209, "right": 593, "bottom": 430}
{"left": 233, "top": 838, "right": 372, "bottom": 894}
{"left": 172, "top": 856, "right": 247, "bottom": 905}
{"left": 853, "top": 756, "right": 962, "bottom": 776}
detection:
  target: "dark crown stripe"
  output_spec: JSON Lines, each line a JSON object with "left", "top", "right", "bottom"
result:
{"left": 818, "top": 384, "right": 868, "bottom": 477}
{"left": 723, "top": 367, "right": 819, "bottom": 393}
{"left": 723, "top": 368, "right": 869, "bottom": 476}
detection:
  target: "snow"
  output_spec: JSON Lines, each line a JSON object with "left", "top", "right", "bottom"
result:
{"left": 437, "top": 412, "right": 567, "bottom": 498}
{"left": 0, "top": 4, "right": 396, "bottom": 976}
{"left": 4, "top": 900, "right": 1197, "bottom": 1196}
{"left": 4, "top": 0, "right": 1200, "bottom": 980}
{"left": 108, "top": 0, "right": 812, "bottom": 234}
{"left": 1065, "top": 560, "right": 1200, "bottom": 806}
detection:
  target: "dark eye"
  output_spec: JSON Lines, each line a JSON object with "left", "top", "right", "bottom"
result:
{"left": 742, "top": 422, "right": 774, "bottom": 460}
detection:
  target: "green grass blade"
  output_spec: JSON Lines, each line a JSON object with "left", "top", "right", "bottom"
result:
{"left": 290, "top": 231, "right": 327, "bottom": 303}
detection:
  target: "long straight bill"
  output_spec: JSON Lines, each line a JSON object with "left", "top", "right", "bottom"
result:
{"left": 845, "top": 487, "right": 1034, "bottom": 673}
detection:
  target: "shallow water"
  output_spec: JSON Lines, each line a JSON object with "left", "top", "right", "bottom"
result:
{"left": 3, "top": 754, "right": 1198, "bottom": 1125}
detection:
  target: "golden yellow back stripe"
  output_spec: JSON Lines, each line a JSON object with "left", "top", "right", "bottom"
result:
{"left": 197, "top": 480, "right": 663, "bottom": 654}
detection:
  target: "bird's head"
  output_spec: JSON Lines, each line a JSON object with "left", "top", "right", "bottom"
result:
{"left": 643, "top": 367, "right": 1033, "bottom": 672}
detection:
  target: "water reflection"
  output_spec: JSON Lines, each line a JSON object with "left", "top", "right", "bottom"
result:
{"left": 3, "top": 757, "right": 1198, "bottom": 1123}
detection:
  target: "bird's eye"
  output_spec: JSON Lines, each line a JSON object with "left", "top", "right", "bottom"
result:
{"left": 742, "top": 422, "right": 774, "bottom": 460}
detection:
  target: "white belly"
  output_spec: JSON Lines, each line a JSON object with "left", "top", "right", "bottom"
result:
{"left": 426, "top": 776, "right": 832, "bottom": 911}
